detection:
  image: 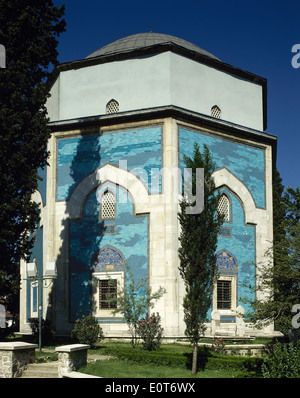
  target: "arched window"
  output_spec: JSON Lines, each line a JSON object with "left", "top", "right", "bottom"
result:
{"left": 218, "top": 194, "right": 230, "bottom": 222}
{"left": 211, "top": 105, "right": 221, "bottom": 118}
{"left": 101, "top": 190, "right": 116, "bottom": 219}
{"left": 214, "top": 250, "right": 238, "bottom": 311}
{"left": 106, "top": 99, "right": 119, "bottom": 114}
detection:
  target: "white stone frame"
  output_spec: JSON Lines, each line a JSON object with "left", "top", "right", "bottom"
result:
{"left": 91, "top": 271, "right": 124, "bottom": 318}
{"left": 213, "top": 275, "right": 237, "bottom": 316}
{"left": 30, "top": 281, "right": 38, "bottom": 319}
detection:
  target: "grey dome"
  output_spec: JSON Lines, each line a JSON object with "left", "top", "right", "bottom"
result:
{"left": 86, "top": 32, "right": 219, "bottom": 60}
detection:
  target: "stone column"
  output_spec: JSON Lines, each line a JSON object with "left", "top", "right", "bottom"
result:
{"left": 236, "top": 305, "right": 245, "bottom": 337}
{"left": 211, "top": 309, "right": 220, "bottom": 336}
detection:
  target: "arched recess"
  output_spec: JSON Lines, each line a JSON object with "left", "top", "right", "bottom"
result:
{"left": 212, "top": 167, "right": 256, "bottom": 225}
{"left": 67, "top": 163, "right": 150, "bottom": 220}
{"left": 91, "top": 245, "right": 126, "bottom": 272}
{"left": 216, "top": 249, "right": 238, "bottom": 275}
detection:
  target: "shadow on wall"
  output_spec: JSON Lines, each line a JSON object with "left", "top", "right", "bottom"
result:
{"left": 53, "top": 126, "right": 104, "bottom": 333}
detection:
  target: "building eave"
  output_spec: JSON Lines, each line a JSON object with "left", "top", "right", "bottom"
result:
{"left": 48, "top": 43, "right": 268, "bottom": 131}
{"left": 48, "top": 104, "right": 275, "bottom": 149}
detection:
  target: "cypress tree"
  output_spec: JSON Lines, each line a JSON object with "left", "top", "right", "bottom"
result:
{"left": 0, "top": 1, "right": 65, "bottom": 318}
{"left": 178, "top": 143, "right": 224, "bottom": 374}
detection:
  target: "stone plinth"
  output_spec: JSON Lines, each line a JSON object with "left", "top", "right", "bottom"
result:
{"left": 0, "top": 342, "right": 37, "bottom": 378}
{"left": 56, "top": 344, "right": 90, "bottom": 378}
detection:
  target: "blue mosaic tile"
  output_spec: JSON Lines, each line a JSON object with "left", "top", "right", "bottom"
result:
{"left": 57, "top": 126, "right": 162, "bottom": 201}
{"left": 179, "top": 127, "right": 265, "bottom": 208}
{"left": 69, "top": 184, "right": 148, "bottom": 321}
{"left": 216, "top": 190, "right": 255, "bottom": 315}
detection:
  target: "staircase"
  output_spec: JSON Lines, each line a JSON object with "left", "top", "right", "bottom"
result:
{"left": 21, "top": 361, "right": 59, "bottom": 378}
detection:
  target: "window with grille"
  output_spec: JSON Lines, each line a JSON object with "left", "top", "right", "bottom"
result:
{"left": 98, "top": 279, "right": 117, "bottom": 310}
{"left": 218, "top": 194, "right": 230, "bottom": 222}
{"left": 106, "top": 99, "right": 119, "bottom": 114}
{"left": 217, "top": 280, "right": 232, "bottom": 309}
{"left": 101, "top": 190, "right": 116, "bottom": 219}
{"left": 211, "top": 105, "right": 221, "bottom": 118}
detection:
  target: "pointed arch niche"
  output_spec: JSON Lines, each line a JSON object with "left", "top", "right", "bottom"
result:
{"left": 91, "top": 245, "right": 126, "bottom": 318}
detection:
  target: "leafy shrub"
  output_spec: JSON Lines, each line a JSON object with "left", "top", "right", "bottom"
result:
{"left": 102, "top": 343, "right": 263, "bottom": 372}
{"left": 71, "top": 315, "right": 104, "bottom": 348}
{"left": 206, "top": 355, "right": 263, "bottom": 372}
{"left": 213, "top": 338, "right": 226, "bottom": 355}
{"left": 261, "top": 342, "right": 300, "bottom": 378}
{"left": 29, "top": 318, "right": 55, "bottom": 344}
{"left": 105, "top": 347, "right": 188, "bottom": 368}
{"left": 137, "top": 312, "right": 163, "bottom": 350}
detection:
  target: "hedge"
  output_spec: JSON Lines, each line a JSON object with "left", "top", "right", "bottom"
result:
{"left": 103, "top": 346, "right": 263, "bottom": 372}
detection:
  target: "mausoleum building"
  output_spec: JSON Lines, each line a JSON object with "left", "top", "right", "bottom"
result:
{"left": 19, "top": 32, "right": 277, "bottom": 338}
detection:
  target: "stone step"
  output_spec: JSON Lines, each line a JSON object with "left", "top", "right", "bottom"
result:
{"left": 21, "top": 361, "right": 59, "bottom": 378}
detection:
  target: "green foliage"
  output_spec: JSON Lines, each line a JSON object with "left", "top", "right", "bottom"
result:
{"left": 111, "top": 266, "right": 165, "bottom": 347}
{"left": 71, "top": 315, "right": 104, "bottom": 348}
{"left": 0, "top": 0, "right": 65, "bottom": 316}
{"left": 29, "top": 318, "right": 55, "bottom": 345}
{"left": 0, "top": 0, "right": 65, "bottom": 313}
{"left": 243, "top": 169, "right": 300, "bottom": 336}
{"left": 212, "top": 338, "right": 226, "bottom": 355}
{"left": 102, "top": 343, "right": 263, "bottom": 373}
{"left": 262, "top": 342, "right": 300, "bottom": 378}
{"left": 178, "top": 143, "right": 224, "bottom": 373}
{"left": 137, "top": 312, "right": 163, "bottom": 351}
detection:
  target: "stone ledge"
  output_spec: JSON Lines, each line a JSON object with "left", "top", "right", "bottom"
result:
{"left": 55, "top": 344, "right": 90, "bottom": 353}
{"left": 0, "top": 342, "right": 38, "bottom": 351}
{"left": 62, "top": 371, "right": 101, "bottom": 378}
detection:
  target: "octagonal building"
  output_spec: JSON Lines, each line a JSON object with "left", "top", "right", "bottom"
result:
{"left": 20, "top": 32, "right": 277, "bottom": 338}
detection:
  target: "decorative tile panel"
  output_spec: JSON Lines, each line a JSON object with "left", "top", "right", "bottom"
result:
{"left": 57, "top": 126, "right": 162, "bottom": 201}
{"left": 69, "top": 184, "right": 148, "bottom": 321}
{"left": 92, "top": 246, "right": 125, "bottom": 271}
{"left": 216, "top": 250, "right": 238, "bottom": 273}
{"left": 218, "top": 226, "right": 232, "bottom": 238}
{"left": 179, "top": 127, "right": 265, "bottom": 208}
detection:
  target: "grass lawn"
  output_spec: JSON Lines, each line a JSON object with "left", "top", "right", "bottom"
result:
{"left": 78, "top": 342, "right": 262, "bottom": 378}
{"left": 79, "top": 357, "right": 252, "bottom": 378}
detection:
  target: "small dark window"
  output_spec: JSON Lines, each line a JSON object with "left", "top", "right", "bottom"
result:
{"left": 99, "top": 279, "right": 117, "bottom": 309}
{"left": 217, "top": 280, "right": 231, "bottom": 309}
{"left": 101, "top": 190, "right": 116, "bottom": 220}
{"left": 218, "top": 194, "right": 230, "bottom": 222}
{"left": 211, "top": 105, "right": 221, "bottom": 118}
{"left": 106, "top": 99, "right": 119, "bottom": 114}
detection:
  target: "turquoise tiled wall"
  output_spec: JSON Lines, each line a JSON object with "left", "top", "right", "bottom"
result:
{"left": 69, "top": 184, "right": 148, "bottom": 321}
{"left": 216, "top": 190, "right": 255, "bottom": 315}
{"left": 57, "top": 126, "right": 162, "bottom": 201}
{"left": 179, "top": 127, "right": 265, "bottom": 208}
{"left": 179, "top": 127, "right": 259, "bottom": 316}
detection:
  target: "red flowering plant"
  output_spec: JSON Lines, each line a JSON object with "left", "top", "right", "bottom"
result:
{"left": 137, "top": 312, "right": 163, "bottom": 351}
{"left": 71, "top": 315, "right": 104, "bottom": 348}
{"left": 213, "top": 338, "right": 226, "bottom": 355}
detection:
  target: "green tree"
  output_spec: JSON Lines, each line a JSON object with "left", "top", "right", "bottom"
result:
{"left": 111, "top": 266, "right": 165, "bottom": 347}
{"left": 244, "top": 169, "right": 300, "bottom": 336}
{"left": 0, "top": 1, "right": 65, "bottom": 317}
{"left": 178, "top": 143, "right": 224, "bottom": 374}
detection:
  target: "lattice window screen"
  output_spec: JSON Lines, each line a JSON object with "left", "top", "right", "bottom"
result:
{"left": 211, "top": 105, "right": 221, "bottom": 118}
{"left": 217, "top": 280, "right": 232, "bottom": 309}
{"left": 106, "top": 99, "right": 119, "bottom": 114}
{"left": 101, "top": 191, "right": 116, "bottom": 219}
{"left": 98, "top": 279, "right": 117, "bottom": 309}
{"left": 218, "top": 194, "right": 230, "bottom": 221}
